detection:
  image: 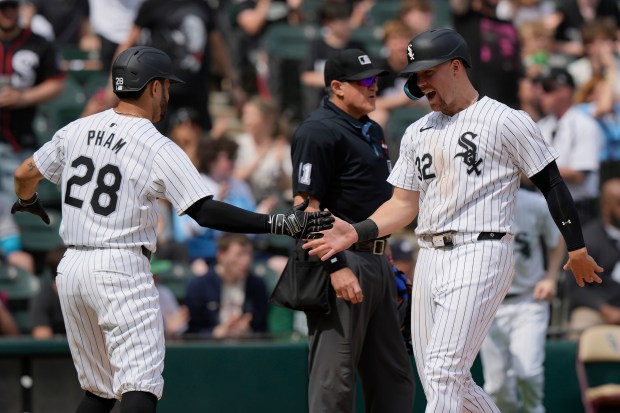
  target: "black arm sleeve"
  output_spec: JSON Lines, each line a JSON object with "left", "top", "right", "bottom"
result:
{"left": 185, "top": 197, "right": 271, "bottom": 234}
{"left": 529, "top": 161, "right": 585, "bottom": 251}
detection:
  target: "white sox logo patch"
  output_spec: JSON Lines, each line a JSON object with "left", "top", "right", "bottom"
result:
{"left": 454, "top": 131, "right": 483, "bottom": 175}
{"left": 358, "top": 55, "right": 371, "bottom": 65}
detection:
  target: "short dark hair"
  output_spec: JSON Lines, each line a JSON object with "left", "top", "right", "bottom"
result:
{"left": 318, "top": 0, "right": 351, "bottom": 24}
{"left": 581, "top": 18, "right": 617, "bottom": 45}
{"left": 199, "top": 136, "right": 239, "bottom": 174}
{"left": 217, "top": 233, "right": 253, "bottom": 253}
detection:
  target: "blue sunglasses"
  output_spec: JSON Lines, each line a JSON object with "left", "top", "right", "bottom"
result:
{"left": 354, "top": 76, "right": 378, "bottom": 87}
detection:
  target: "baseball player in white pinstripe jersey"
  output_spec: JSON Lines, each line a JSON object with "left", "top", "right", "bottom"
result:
{"left": 480, "top": 185, "right": 565, "bottom": 413}
{"left": 305, "top": 29, "right": 603, "bottom": 413}
{"left": 10, "top": 46, "right": 332, "bottom": 413}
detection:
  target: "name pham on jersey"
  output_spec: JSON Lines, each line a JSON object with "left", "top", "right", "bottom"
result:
{"left": 87, "top": 130, "right": 127, "bottom": 154}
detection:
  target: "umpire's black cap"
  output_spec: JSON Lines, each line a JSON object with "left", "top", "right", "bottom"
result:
{"left": 324, "top": 49, "right": 388, "bottom": 86}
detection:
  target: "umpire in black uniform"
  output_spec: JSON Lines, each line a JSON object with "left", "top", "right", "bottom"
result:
{"left": 291, "top": 49, "right": 415, "bottom": 413}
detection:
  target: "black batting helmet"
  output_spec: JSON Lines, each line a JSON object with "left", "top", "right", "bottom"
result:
{"left": 112, "top": 46, "right": 184, "bottom": 95}
{"left": 400, "top": 29, "right": 471, "bottom": 100}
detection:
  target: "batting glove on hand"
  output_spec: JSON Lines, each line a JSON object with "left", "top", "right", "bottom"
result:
{"left": 270, "top": 198, "right": 334, "bottom": 240}
{"left": 11, "top": 193, "right": 51, "bottom": 225}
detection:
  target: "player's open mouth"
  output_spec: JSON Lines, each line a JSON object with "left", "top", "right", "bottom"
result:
{"left": 426, "top": 91, "right": 436, "bottom": 100}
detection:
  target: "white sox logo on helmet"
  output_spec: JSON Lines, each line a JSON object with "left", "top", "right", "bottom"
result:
{"left": 407, "top": 44, "right": 415, "bottom": 61}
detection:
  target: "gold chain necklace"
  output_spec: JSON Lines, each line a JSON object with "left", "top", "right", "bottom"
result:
{"left": 113, "top": 109, "right": 143, "bottom": 118}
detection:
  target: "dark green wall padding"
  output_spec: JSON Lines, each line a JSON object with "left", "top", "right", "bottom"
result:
{"left": 0, "top": 338, "right": 587, "bottom": 413}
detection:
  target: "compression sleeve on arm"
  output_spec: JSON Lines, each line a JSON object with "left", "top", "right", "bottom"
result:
{"left": 529, "top": 161, "right": 585, "bottom": 251}
{"left": 185, "top": 197, "right": 271, "bottom": 234}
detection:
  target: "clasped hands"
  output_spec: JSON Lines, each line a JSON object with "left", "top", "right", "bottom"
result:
{"left": 271, "top": 198, "right": 335, "bottom": 239}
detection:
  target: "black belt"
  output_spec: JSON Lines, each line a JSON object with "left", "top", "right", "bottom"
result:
{"left": 351, "top": 239, "right": 387, "bottom": 255}
{"left": 477, "top": 232, "right": 506, "bottom": 241}
{"left": 141, "top": 246, "right": 152, "bottom": 260}
{"left": 504, "top": 293, "right": 519, "bottom": 300}
{"left": 67, "top": 245, "right": 152, "bottom": 260}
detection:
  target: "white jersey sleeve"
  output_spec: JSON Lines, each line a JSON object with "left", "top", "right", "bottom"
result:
{"left": 501, "top": 109, "right": 559, "bottom": 177}
{"left": 34, "top": 128, "right": 68, "bottom": 185}
{"left": 150, "top": 142, "right": 213, "bottom": 216}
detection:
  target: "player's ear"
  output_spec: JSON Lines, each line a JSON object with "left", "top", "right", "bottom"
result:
{"left": 452, "top": 59, "right": 466, "bottom": 74}
{"left": 149, "top": 78, "right": 164, "bottom": 96}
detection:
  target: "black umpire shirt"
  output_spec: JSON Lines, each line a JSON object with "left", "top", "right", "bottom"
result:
{"left": 292, "top": 97, "right": 393, "bottom": 223}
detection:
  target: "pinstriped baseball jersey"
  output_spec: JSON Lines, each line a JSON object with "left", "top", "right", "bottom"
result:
{"left": 388, "top": 96, "right": 558, "bottom": 235}
{"left": 511, "top": 188, "right": 561, "bottom": 295}
{"left": 33, "top": 108, "right": 212, "bottom": 251}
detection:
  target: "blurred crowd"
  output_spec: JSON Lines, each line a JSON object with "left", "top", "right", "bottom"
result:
{"left": 0, "top": 0, "right": 619, "bottom": 348}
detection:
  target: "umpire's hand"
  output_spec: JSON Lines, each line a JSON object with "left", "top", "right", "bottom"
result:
{"left": 330, "top": 268, "right": 363, "bottom": 304}
{"left": 270, "top": 198, "right": 334, "bottom": 240}
{"left": 11, "top": 193, "right": 50, "bottom": 225}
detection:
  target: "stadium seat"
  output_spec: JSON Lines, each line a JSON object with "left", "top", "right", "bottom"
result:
{"left": 368, "top": 2, "right": 400, "bottom": 26}
{"left": 152, "top": 259, "right": 193, "bottom": 302}
{"left": 0, "top": 263, "right": 40, "bottom": 333}
{"left": 263, "top": 23, "right": 318, "bottom": 61}
{"left": 434, "top": 0, "right": 452, "bottom": 29}
{"left": 576, "top": 325, "right": 620, "bottom": 413}
{"left": 264, "top": 23, "right": 319, "bottom": 121}
{"left": 13, "top": 209, "right": 63, "bottom": 253}
{"left": 58, "top": 46, "right": 103, "bottom": 85}
{"left": 253, "top": 260, "right": 297, "bottom": 335}
{"left": 81, "top": 70, "right": 109, "bottom": 98}
{"left": 35, "top": 77, "right": 87, "bottom": 146}
{"left": 36, "top": 180, "right": 62, "bottom": 210}
{"left": 351, "top": 27, "right": 385, "bottom": 60}
{"left": 385, "top": 106, "right": 430, "bottom": 159}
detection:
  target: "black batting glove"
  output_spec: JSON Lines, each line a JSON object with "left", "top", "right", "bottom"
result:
{"left": 270, "top": 198, "right": 334, "bottom": 240}
{"left": 11, "top": 193, "right": 51, "bottom": 225}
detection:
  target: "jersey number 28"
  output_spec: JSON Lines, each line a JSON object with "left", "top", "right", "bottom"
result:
{"left": 64, "top": 155, "right": 122, "bottom": 216}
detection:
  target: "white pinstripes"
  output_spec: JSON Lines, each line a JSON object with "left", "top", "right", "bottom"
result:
{"left": 388, "top": 97, "right": 558, "bottom": 236}
{"left": 34, "top": 109, "right": 212, "bottom": 251}
{"left": 509, "top": 189, "right": 560, "bottom": 295}
{"left": 32, "top": 109, "right": 214, "bottom": 401}
{"left": 479, "top": 189, "right": 560, "bottom": 412}
{"left": 412, "top": 239, "right": 514, "bottom": 413}
{"left": 57, "top": 247, "right": 165, "bottom": 399}
{"left": 387, "top": 97, "right": 558, "bottom": 413}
